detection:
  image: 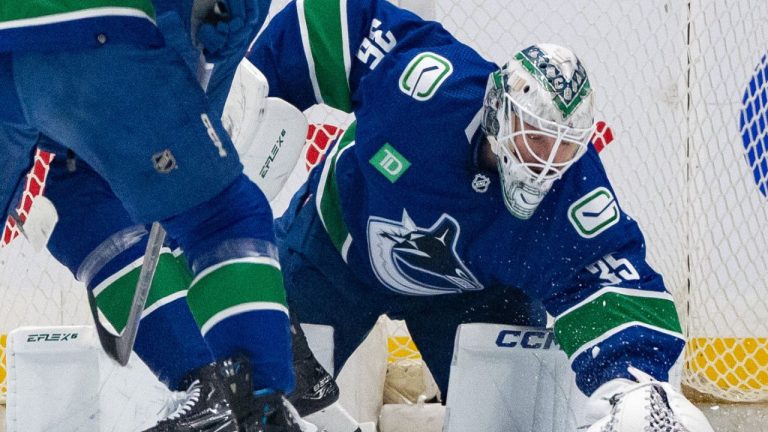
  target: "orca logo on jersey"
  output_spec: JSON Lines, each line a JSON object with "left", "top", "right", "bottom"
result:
{"left": 367, "top": 210, "right": 483, "bottom": 295}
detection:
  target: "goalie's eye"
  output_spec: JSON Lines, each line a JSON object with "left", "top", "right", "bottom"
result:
{"left": 526, "top": 134, "right": 547, "bottom": 143}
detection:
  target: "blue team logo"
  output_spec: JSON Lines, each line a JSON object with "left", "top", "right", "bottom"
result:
{"left": 739, "top": 54, "right": 768, "bottom": 197}
{"left": 367, "top": 210, "right": 483, "bottom": 296}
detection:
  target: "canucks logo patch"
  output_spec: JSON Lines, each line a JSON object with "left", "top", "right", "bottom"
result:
{"left": 399, "top": 52, "right": 453, "bottom": 101}
{"left": 367, "top": 210, "right": 483, "bottom": 295}
{"left": 568, "top": 187, "right": 620, "bottom": 238}
{"left": 515, "top": 45, "right": 591, "bottom": 118}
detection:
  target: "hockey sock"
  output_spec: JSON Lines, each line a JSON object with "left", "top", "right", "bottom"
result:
{"left": 161, "top": 174, "right": 294, "bottom": 393}
{"left": 90, "top": 247, "right": 215, "bottom": 390}
{"left": 187, "top": 254, "right": 294, "bottom": 393}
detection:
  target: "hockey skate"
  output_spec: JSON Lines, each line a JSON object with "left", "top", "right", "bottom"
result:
{"left": 288, "top": 319, "right": 362, "bottom": 432}
{"left": 144, "top": 363, "right": 238, "bottom": 432}
{"left": 288, "top": 320, "right": 340, "bottom": 417}
{"left": 218, "top": 355, "right": 308, "bottom": 432}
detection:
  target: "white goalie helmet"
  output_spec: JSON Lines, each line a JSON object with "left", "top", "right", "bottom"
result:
{"left": 482, "top": 43, "right": 595, "bottom": 219}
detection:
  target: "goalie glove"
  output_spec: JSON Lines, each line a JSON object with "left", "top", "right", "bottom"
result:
{"left": 583, "top": 367, "right": 714, "bottom": 432}
{"left": 193, "top": 0, "right": 269, "bottom": 63}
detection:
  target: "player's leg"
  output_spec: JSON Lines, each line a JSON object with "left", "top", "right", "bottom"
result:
{"left": 37, "top": 142, "right": 244, "bottom": 431}
{"left": 399, "top": 287, "right": 548, "bottom": 395}
{"left": 277, "top": 194, "right": 385, "bottom": 416}
{"left": 0, "top": 52, "right": 39, "bottom": 228}
{"left": 40, "top": 142, "right": 216, "bottom": 387}
{"left": 12, "top": 45, "right": 298, "bottom": 430}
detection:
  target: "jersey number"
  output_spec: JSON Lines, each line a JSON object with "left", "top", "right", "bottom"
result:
{"left": 586, "top": 253, "right": 640, "bottom": 286}
{"left": 357, "top": 18, "right": 397, "bottom": 70}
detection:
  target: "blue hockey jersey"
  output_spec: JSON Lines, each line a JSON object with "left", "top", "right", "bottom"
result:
{"left": 249, "top": 0, "right": 685, "bottom": 395}
{"left": 0, "top": 1, "right": 164, "bottom": 51}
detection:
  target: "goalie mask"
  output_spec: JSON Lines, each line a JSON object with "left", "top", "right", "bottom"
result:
{"left": 482, "top": 44, "right": 595, "bottom": 219}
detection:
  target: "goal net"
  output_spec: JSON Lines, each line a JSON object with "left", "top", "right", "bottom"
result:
{"left": 1, "top": 0, "right": 767, "bottom": 408}
{"left": 427, "top": 0, "right": 768, "bottom": 403}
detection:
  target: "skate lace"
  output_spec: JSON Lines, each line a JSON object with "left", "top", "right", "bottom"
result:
{"left": 157, "top": 389, "right": 189, "bottom": 418}
{"left": 162, "top": 380, "right": 202, "bottom": 421}
{"left": 599, "top": 383, "right": 689, "bottom": 432}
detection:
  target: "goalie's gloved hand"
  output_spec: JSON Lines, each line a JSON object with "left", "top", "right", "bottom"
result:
{"left": 196, "top": 0, "right": 270, "bottom": 64}
{"left": 583, "top": 367, "right": 714, "bottom": 432}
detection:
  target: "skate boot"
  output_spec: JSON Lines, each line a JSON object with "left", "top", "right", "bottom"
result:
{"left": 287, "top": 319, "right": 361, "bottom": 432}
{"left": 288, "top": 320, "right": 339, "bottom": 417}
{"left": 144, "top": 363, "right": 239, "bottom": 432}
{"left": 218, "top": 355, "right": 307, "bottom": 432}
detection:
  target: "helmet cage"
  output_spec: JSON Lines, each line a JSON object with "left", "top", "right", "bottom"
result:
{"left": 496, "top": 93, "right": 594, "bottom": 183}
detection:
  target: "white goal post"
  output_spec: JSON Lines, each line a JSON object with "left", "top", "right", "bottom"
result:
{"left": 1, "top": 0, "right": 767, "bottom": 412}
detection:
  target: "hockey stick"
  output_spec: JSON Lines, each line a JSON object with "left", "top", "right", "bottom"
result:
{"left": 87, "top": 222, "right": 166, "bottom": 365}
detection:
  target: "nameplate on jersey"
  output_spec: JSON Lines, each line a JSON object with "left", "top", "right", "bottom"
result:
{"left": 399, "top": 52, "right": 453, "bottom": 101}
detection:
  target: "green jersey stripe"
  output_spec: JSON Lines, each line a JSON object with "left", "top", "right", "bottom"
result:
{"left": 567, "top": 322, "right": 685, "bottom": 361}
{"left": 191, "top": 256, "right": 281, "bottom": 287}
{"left": 200, "top": 302, "right": 289, "bottom": 336}
{"left": 554, "top": 289, "right": 683, "bottom": 357}
{"left": 187, "top": 262, "right": 287, "bottom": 329}
{"left": 0, "top": 1, "right": 154, "bottom": 23}
{"left": 94, "top": 251, "right": 190, "bottom": 332}
{"left": 556, "top": 287, "right": 675, "bottom": 320}
{"left": 298, "top": 0, "right": 352, "bottom": 111}
{"left": 316, "top": 122, "right": 357, "bottom": 258}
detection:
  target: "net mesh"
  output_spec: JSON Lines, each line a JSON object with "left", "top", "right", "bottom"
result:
{"left": 430, "top": 0, "right": 768, "bottom": 402}
{"left": 1, "top": 0, "right": 767, "bottom": 406}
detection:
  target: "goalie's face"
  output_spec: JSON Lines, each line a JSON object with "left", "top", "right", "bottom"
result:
{"left": 507, "top": 116, "right": 582, "bottom": 176}
{"left": 482, "top": 44, "right": 596, "bottom": 219}
{"left": 490, "top": 97, "right": 593, "bottom": 220}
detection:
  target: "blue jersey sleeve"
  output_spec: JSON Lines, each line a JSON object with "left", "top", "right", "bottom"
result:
{"left": 540, "top": 152, "right": 686, "bottom": 395}
{"left": 246, "top": 0, "right": 443, "bottom": 112}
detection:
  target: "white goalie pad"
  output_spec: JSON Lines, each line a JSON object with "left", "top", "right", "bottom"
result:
{"left": 20, "top": 195, "right": 59, "bottom": 251}
{"left": 4, "top": 323, "right": 338, "bottom": 432}
{"left": 444, "top": 324, "right": 588, "bottom": 432}
{"left": 5, "top": 325, "right": 170, "bottom": 432}
{"left": 222, "top": 59, "right": 309, "bottom": 203}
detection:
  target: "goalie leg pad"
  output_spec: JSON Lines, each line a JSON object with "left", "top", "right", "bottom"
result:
{"left": 444, "top": 324, "right": 588, "bottom": 432}
{"left": 222, "top": 59, "right": 309, "bottom": 202}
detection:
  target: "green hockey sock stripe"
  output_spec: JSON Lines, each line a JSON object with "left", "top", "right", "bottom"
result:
{"left": 94, "top": 251, "right": 191, "bottom": 333}
{"left": 316, "top": 123, "right": 356, "bottom": 256}
{"left": 2, "top": 1, "right": 155, "bottom": 22}
{"left": 187, "top": 258, "right": 288, "bottom": 333}
{"left": 299, "top": 0, "right": 352, "bottom": 111}
{"left": 554, "top": 288, "right": 683, "bottom": 358}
